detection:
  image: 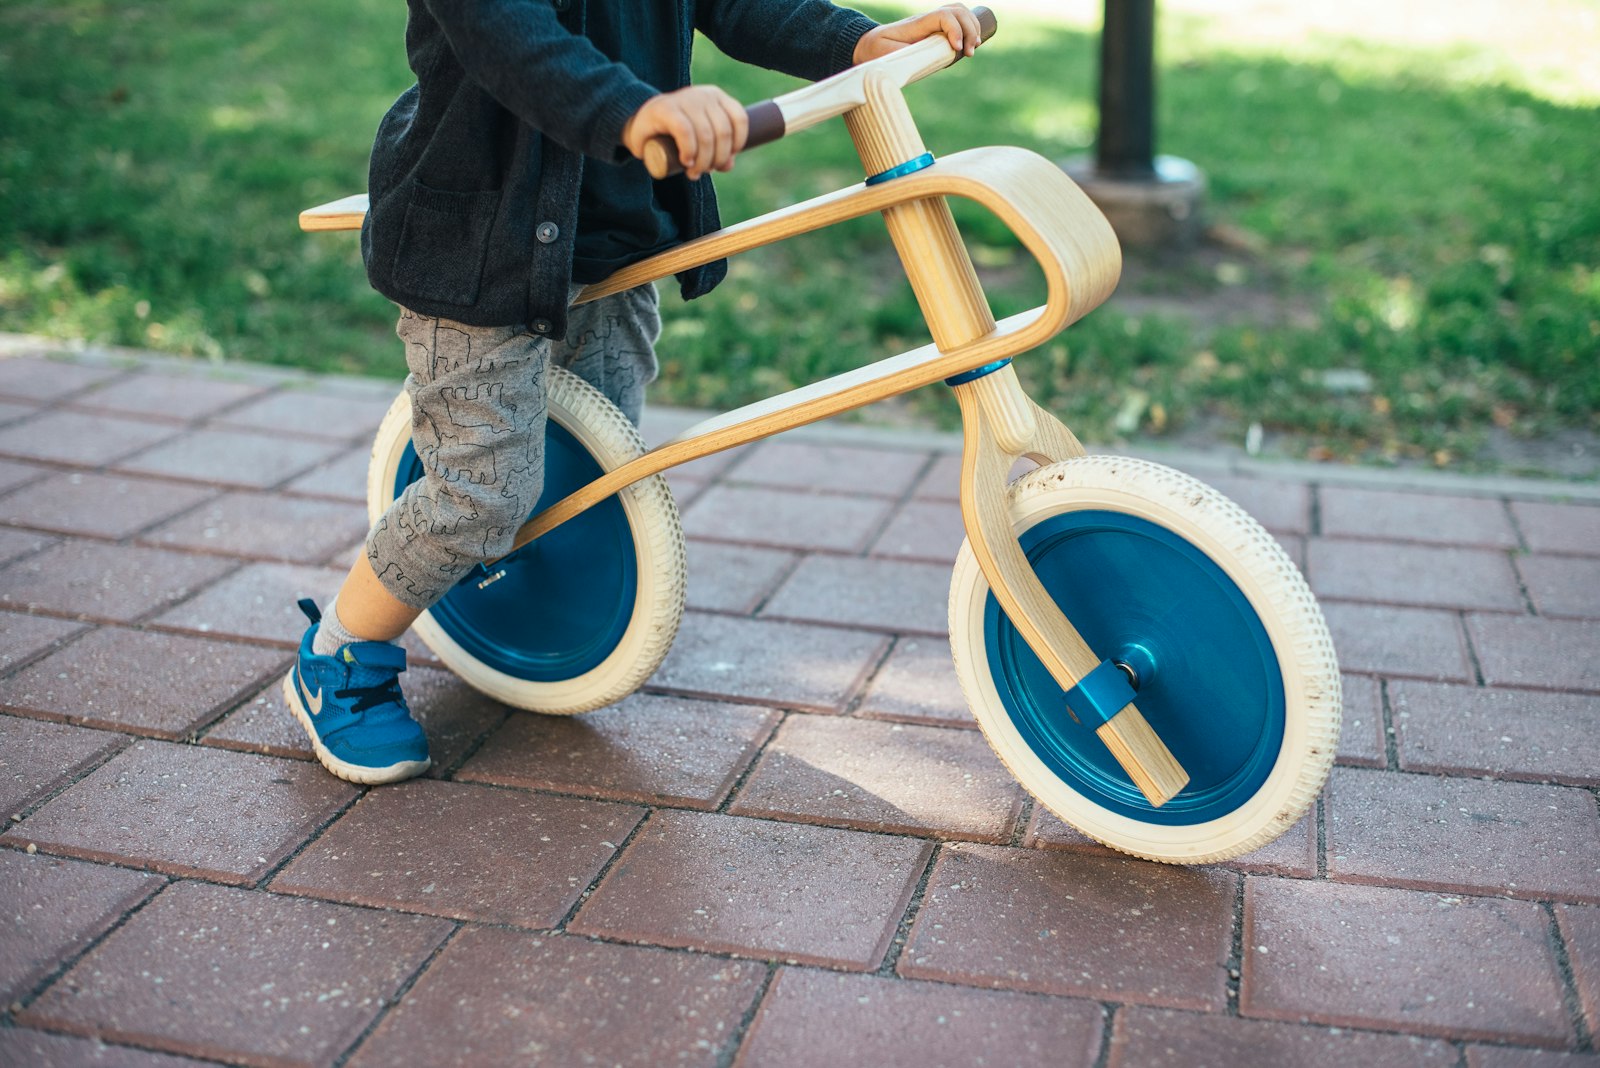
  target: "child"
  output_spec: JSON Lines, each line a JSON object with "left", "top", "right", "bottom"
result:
{"left": 286, "top": 0, "right": 985, "bottom": 784}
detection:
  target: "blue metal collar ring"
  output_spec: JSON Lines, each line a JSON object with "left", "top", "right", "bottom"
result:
{"left": 945, "top": 358, "right": 1012, "bottom": 387}
{"left": 865, "top": 152, "right": 936, "bottom": 186}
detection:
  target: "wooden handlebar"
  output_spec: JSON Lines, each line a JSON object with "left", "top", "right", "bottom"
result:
{"left": 642, "top": 5, "right": 996, "bottom": 180}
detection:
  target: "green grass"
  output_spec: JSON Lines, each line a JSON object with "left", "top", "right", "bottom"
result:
{"left": 3, "top": 1, "right": 1596, "bottom": 471}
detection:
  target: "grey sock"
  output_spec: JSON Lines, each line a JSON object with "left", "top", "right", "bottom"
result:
{"left": 312, "top": 596, "right": 367, "bottom": 657}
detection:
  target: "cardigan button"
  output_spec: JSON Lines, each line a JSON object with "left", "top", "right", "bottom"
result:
{"left": 536, "top": 221, "right": 560, "bottom": 244}
{"left": 532, "top": 318, "right": 553, "bottom": 335}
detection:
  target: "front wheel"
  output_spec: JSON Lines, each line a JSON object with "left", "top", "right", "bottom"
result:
{"left": 949, "top": 455, "right": 1339, "bottom": 863}
{"left": 367, "top": 365, "right": 686, "bottom": 714}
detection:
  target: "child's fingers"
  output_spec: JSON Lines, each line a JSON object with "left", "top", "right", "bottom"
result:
{"left": 941, "top": 4, "right": 982, "bottom": 56}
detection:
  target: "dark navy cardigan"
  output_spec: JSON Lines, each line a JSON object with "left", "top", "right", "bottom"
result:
{"left": 361, "top": 0, "right": 876, "bottom": 339}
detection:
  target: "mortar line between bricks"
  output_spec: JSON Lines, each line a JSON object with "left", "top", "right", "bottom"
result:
{"left": 1089, "top": 1002, "right": 1116, "bottom": 1068}
{"left": 1308, "top": 482, "right": 1323, "bottom": 538}
{"left": 1007, "top": 795, "right": 1034, "bottom": 848}
{"left": 877, "top": 841, "right": 940, "bottom": 979}
{"left": 855, "top": 450, "right": 942, "bottom": 560}
{"left": 123, "top": 556, "right": 255, "bottom": 629}
{"left": 119, "top": 487, "right": 231, "bottom": 546}
{"left": 1457, "top": 611, "right": 1489, "bottom": 687}
{"left": 553, "top": 807, "right": 655, "bottom": 931}
{"left": 0, "top": 619, "right": 102, "bottom": 687}
{"left": 330, "top": 921, "right": 465, "bottom": 1068}
{"left": 251, "top": 786, "right": 370, "bottom": 891}
{"left": 5, "top": 871, "right": 173, "bottom": 1018}
{"left": 1503, "top": 496, "right": 1532, "bottom": 554}
{"left": 1379, "top": 678, "right": 1401, "bottom": 771}
{"left": 838, "top": 633, "right": 901, "bottom": 718}
{"left": 1, "top": 1016, "right": 236, "bottom": 1068}
{"left": 716, "top": 962, "right": 779, "bottom": 1068}
{"left": 1543, "top": 901, "right": 1596, "bottom": 1053}
{"left": 1225, "top": 872, "right": 1245, "bottom": 1015}
{"left": 0, "top": 725, "right": 137, "bottom": 829}
{"left": 714, "top": 708, "right": 792, "bottom": 815}
{"left": 1506, "top": 548, "right": 1540, "bottom": 617}
{"left": 429, "top": 706, "right": 513, "bottom": 781}
{"left": 1315, "top": 794, "right": 1329, "bottom": 878}
{"left": 0, "top": 1020, "right": 240, "bottom": 1068}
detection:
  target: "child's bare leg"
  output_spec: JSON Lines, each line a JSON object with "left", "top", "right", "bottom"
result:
{"left": 328, "top": 554, "right": 423, "bottom": 642}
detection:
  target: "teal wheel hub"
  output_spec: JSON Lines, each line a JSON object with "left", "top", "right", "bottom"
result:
{"left": 983, "top": 510, "right": 1285, "bottom": 823}
{"left": 393, "top": 423, "right": 638, "bottom": 681}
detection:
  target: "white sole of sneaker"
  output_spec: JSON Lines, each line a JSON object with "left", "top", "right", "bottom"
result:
{"left": 281, "top": 672, "right": 431, "bottom": 786}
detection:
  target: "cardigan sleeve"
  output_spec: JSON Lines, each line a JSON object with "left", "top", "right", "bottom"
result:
{"left": 417, "top": 0, "right": 659, "bottom": 161}
{"left": 694, "top": 0, "right": 878, "bottom": 82}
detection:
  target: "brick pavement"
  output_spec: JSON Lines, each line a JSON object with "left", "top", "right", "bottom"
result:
{"left": 1, "top": 340, "right": 1597, "bottom": 1067}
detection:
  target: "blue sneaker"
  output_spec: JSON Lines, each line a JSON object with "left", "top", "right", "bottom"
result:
{"left": 282, "top": 598, "right": 430, "bottom": 784}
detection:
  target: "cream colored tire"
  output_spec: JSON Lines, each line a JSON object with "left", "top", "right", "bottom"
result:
{"left": 367, "top": 366, "right": 685, "bottom": 714}
{"left": 948, "top": 455, "right": 1339, "bottom": 864}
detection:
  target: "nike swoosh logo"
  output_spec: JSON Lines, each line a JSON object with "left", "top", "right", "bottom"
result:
{"left": 299, "top": 670, "right": 324, "bottom": 716}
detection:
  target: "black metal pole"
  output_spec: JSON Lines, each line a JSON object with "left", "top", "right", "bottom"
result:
{"left": 1095, "top": 0, "right": 1157, "bottom": 179}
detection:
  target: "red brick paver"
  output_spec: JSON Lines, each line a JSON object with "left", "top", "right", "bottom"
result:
{"left": 1392, "top": 680, "right": 1600, "bottom": 785}
{"left": 1307, "top": 538, "right": 1526, "bottom": 612}
{"left": 1107, "top": 1004, "right": 1459, "bottom": 1067}
{"left": 0, "top": 1029, "right": 217, "bottom": 1067}
{"left": 113, "top": 427, "right": 347, "bottom": 489}
{"left": 737, "top": 967, "right": 1105, "bottom": 1068}
{"left": 1558, "top": 903, "right": 1600, "bottom": 1035}
{"left": 1327, "top": 766, "right": 1600, "bottom": 902}
{"left": 349, "top": 926, "right": 765, "bottom": 1068}
{"left": 4, "top": 349, "right": 1600, "bottom": 1065}
{"left": 2, "top": 471, "right": 216, "bottom": 540}
{"left": 1241, "top": 878, "right": 1571, "bottom": 1046}
{"left": 4, "top": 740, "right": 356, "bottom": 884}
{"left": 0, "top": 626, "right": 286, "bottom": 738}
{"left": 901, "top": 845, "right": 1236, "bottom": 1009}
{"left": 1468, "top": 615, "right": 1600, "bottom": 692}
{"left": 1517, "top": 554, "right": 1600, "bottom": 619}
{"left": 271, "top": 778, "right": 644, "bottom": 928}
{"left": 139, "top": 491, "right": 368, "bottom": 564}
{"left": 855, "top": 635, "right": 975, "bottom": 728}
{"left": 456, "top": 692, "right": 779, "bottom": 808}
{"left": 1512, "top": 501, "right": 1600, "bottom": 556}
{"left": 1318, "top": 486, "right": 1519, "bottom": 548}
{"left": 19, "top": 881, "right": 451, "bottom": 1067}
{"left": 728, "top": 440, "right": 929, "bottom": 498}
{"left": 571, "top": 809, "right": 930, "bottom": 969}
{"left": 650, "top": 611, "right": 887, "bottom": 712}
{"left": 763, "top": 554, "right": 951, "bottom": 634}
{"left": 683, "top": 484, "right": 895, "bottom": 552}
{"left": 728, "top": 713, "right": 1026, "bottom": 842}
{"left": 0, "top": 539, "right": 236, "bottom": 622}
{"left": 0, "top": 850, "right": 162, "bottom": 1004}
{"left": 0, "top": 717, "right": 124, "bottom": 818}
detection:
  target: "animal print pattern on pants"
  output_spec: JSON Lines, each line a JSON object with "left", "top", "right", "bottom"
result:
{"left": 367, "top": 284, "right": 660, "bottom": 608}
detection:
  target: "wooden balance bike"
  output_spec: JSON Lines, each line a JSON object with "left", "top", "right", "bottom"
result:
{"left": 300, "top": 9, "right": 1340, "bottom": 864}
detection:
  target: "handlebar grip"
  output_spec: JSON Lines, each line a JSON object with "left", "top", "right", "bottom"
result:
{"left": 642, "top": 5, "right": 996, "bottom": 181}
{"left": 642, "top": 100, "right": 785, "bottom": 181}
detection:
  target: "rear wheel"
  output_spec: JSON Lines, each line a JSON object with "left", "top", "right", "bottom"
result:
{"left": 367, "top": 366, "right": 686, "bottom": 713}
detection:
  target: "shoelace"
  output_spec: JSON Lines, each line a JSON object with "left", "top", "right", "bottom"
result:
{"left": 336, "top": 676, "right": 406, "bottom": 716}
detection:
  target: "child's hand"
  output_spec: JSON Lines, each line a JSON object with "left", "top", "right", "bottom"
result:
{"left": 853, "top": 3, "right": 984, "bottom": 64}
{"left": 622, "top": 86, "right": 748, "bottom": 181}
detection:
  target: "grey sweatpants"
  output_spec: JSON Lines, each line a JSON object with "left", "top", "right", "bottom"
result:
{"left": 367, "top": 284, "right": 660, "bottom": 608}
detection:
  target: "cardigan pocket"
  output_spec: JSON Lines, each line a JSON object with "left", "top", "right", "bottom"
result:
{"left": 390, "top": 184, "right": 501, "bottom": 307}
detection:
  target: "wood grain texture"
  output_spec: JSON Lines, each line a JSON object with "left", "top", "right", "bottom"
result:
{"left": 501, "top": 146, "right": 1119, "bottom": 553}
{"left": 952, "top": 381, "right": 1189, "bottom": 806}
